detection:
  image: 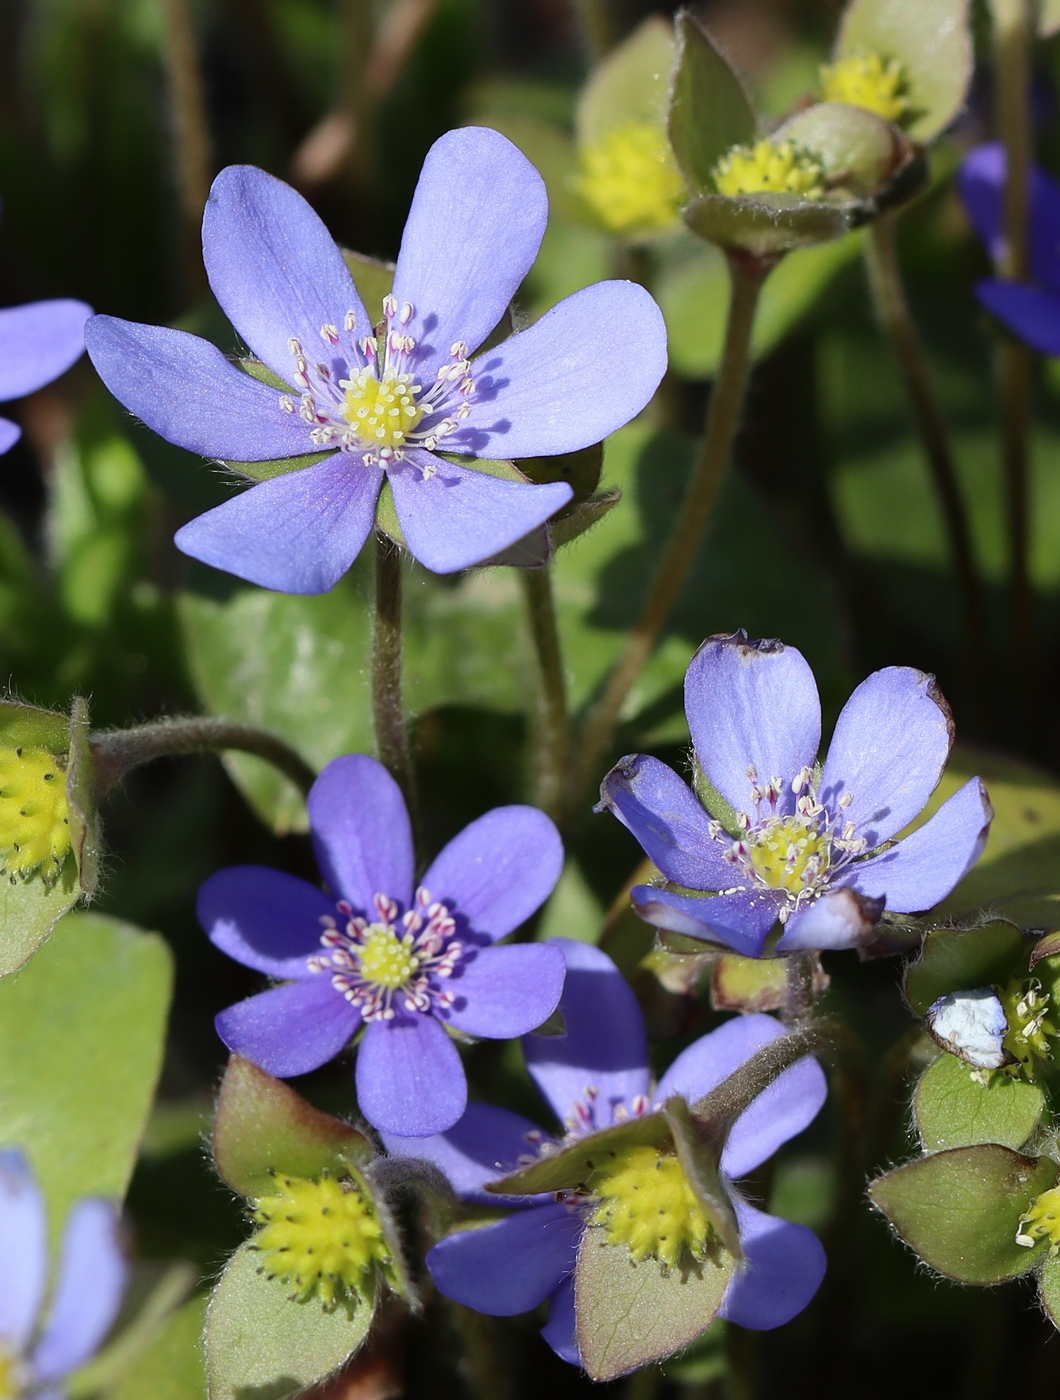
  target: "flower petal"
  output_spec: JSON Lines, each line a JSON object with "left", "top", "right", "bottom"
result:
{"left": 174, "top": 455, "right": 381, "bottom": 595}
{"left": 631, "top": 886, "right": 778, "bottom": 958}
{"left": 597, "top": 754, "right": 736, "bottom": 891}
{"left": 653, "top": 1014, "right": 826, "bottom": 1179}
{"left": 85, "top": 316, "right": 316, "bottom": 461}
{"left": 448, "top": 943, "right": 565, "bottom": 1039}
{"left": 819, "top": 667, "right": 953, "bottom": 846}
{"left": 684, "top": 634, "right": 821, "bottom": 818}
{"left": 540, "top": 1276, "right": 580, "bottom": 1365}
{"left": 452, "top": 281, "right": 667, "bottom": 459}
{"left": 388, "top": 450, "right": 571, "bottom": 574}
{"left": 0, "top": 417, "right": 20, "bottom": 454}
{"left": 0, "top": 1148, "right": 46, "bottom": 1351}
{"left": 847, "top": 776, "right": 992, "bottom": 913}
{"left": 719, "top": 1199, "right": 825, "bottom": 1330}
{"left": 975, "top": 279, "right": 1060, "bottom": 356}
{"left": 958, "top": 143, "right": 1060, "bottom": 290}
{"left": 308, "top": 754, "right": 414, "bottom": 912}
{"left": 422, "top": 805, "right": 563, "bottom": 940}
{"left": 426, "top": 1201, "right": 581, "bottom": 1315}
{"left": 391, "top": 127, "right": 548, "bottom": 384}
{"left": 198, "top": 866, "right": 334, "bottom": 978}
{"left": 0, "top": 300, "right": 90, "bottom": 402}
{"left": 203, "top": 164, "right": 370, "bottom": 385}
{"left": 32, "top": 1199, "right": 126, "bottom": 1383}
{"left": 774, "top": 887, "right": 884, "bottom": 953}
{"left": 524, "top": 939, "right": 649, "bottom": 1129}
{"left": 355, "top": 1014, "right": 467, "bottom": 1136}
{"left": 215, "top": 978, "right": 360, "bottom": 1078}
{"left": 381, "top": 1101, "right": 547, "bottom": 1204}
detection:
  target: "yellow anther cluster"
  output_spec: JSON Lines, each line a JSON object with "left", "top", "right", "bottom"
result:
{"left": 588, "top": 1144, "right": 714, "bottom": 1270}
{"left": 340, "top": 370, "right": 423, "bottom": 448}
{"left": 357, "top": 926, "right": 420, "bottom": 991}
{"left": 0, "top": 745, "right": 70, "bottom": 882}
{"left": 252, "top": 1170, "right": 392, "bottom": 1310}
{"left": 1016, "top": 1185, "right": 1060, "bottom": 1252}
{"left": 713, "top": 140, "right": 825, "bottom": 199}
{"left": 574, "top": 123, "right": 685, "bottom": 236}
{"left": 0, "top": 1349, "right": 21, "bottom": 1400}
{"left": 820, "top": 53, "right": 909, "bottom": 124}
{"left": 748, "top": 816, "right": 829, "bottom": 896}
{"left": 1000, "top": 978, "right": 1058, "bottom": 1079}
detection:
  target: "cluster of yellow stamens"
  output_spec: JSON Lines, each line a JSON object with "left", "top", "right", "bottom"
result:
{"left": 1016, "top": 1185, "right": 1060, "bottom": 1252}
{"left": 0, "top": 745, "right": 71, "bottom": 883}
{"left": 745, "top": 815, "right": 831, "bottom": 897}
{"left": 340, "top": 369, "right": 424, "bottom": 449}
{"left": 999, "top": 977, "right": 1058, "bottom": 1080}
{"left": 588, "top": 1144, "right": 714, "bottom": 1270}
{"left": 820, "top": 52, "right": 909, "bottom": 124}
{"left": 713, "top": 140, "right": 825, "bottom": 199}
{"left": 574, "top": 123, "right": 685, "bottom": 236}
{"left": 355, "top": 924, "right": 421, "bottom": 991}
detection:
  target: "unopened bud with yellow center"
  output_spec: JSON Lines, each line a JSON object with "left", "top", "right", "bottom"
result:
{"left": 821, "top": 53, "right": 909, "bottom": 125}
{"left": 340, "top": 370, "right": 423, "bottom": 449}
{"left": 588, "top": 1144, "right": 715, "bottom": 1270}
{"left": 574, "top": 123, "right": 686, "bottom": 237}
{"left": 1016, "top": 1185, "right": 1060, "bottom": 1252}
{"left": 0, "top": 745, "right": 71, "bottom": 882}
{"left": 712, "top": 140, "right": 825, "bottom": 200}
{"left": 251, "top": 1170, "right": 392, "bottom": 1310}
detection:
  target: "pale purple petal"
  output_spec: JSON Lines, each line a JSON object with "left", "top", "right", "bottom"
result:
{"left": 448, "top": 944, "right": 565, "bottom": 1039}
{"left": 215, "top": 978, "right": 360, "bottom": 1077}
{"left": 381, "top": 1101, "right": 547, "bottom": 1204}
{"left": 422, "top": 806, "right": 563, "bottom": 940}
{"left": 356, "top": 1014, "right": 466, "bottom": 1136}
{"left": 391, "top": 127, "right": 547, "bottom": 384}
{"left": 0, "top": 300, "right": 90, "bottom": 401}
{"left": 198, "top": 866, "right": 334, "bottom": 978}
{"left": 631, "top": 885, "right": 778, "bottom": 958}
{"left": 524, "top": 940, "right": 649, "bottom": 1128}
{"left": 174, "top": 454, "right": 381, "bottom": 595}
{"left": 719, "top": 1199, "right": 825, "bottom": 1329}
{"left": 597, "top": 754, "right": 736, "bottom": 891}
{"left": 975, "top": 280, "right": 1060, "bottom": 356}
{"left": 0, "top": 417, "right": 19, "bottom": 454}
{"left": 775, "top": 887, "right": 884, "bottom": 953}
{"left": 308, "top": 754, "right": 414, "bottom": 912}
{"left": 203, "top": 165, "right": 370, "bottom": 385}
{"left": 958, "top": 143, "right": 1060, "bottom": 290}
{"left": 32, "top": 1200, "right": 126, "bottom": 1383}
{"left": 388, "top": 451, "right": 571, "bottom": 574}
{"left": 540, "top": 1276, "right": 580, "bottom": 1365}
{"left": 85, "top": 317, "right": 315, "bottom": 462}
{"left": 0, "top": 1149, "right": 46, "bottom": 1351}
{"left": 451, "top": 281, "right": 667, "bottom": 459}
{"left": 654, "top": 1014, "right": 826, "bottom": 1179}
{"left": 426, "top": 1201, "right": 581, "bottom": 1315}
{"left": 847, "top": 776, "right": 992, "bottom": 912}
{"left": 684, "top": 634, "right": 821, "bottom": 818}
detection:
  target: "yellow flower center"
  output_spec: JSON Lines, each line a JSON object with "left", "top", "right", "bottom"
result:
{"left": 355, "top": 925, "right": 421, "bottom": 991}
{"left": 820, "top": 53, "right": 909, "bottom": 124}
{"left": 588, "top": 1144, "right": 714, "bottom": 1270}
{"left": 747, "top": 815, "right": 830, "bottom": 896}
{"left": 713, "top": 139, "right": 825, "bottom": 199}
{"left": 1017, "top": 1185, "right": 1060, "bottom": 1252}
{"left": 574, "top": 123, "right": 685, "bottom": 236}
{"left": 0, "top": 1348, "right": 21, "bottom": 1399}
{"left": 340, "top": 369, "right": 424, "bottom": 449}
{"left": 252, "top": 1171, "right": 392, "bottom": 1309}
{"left": 0, "top": 745, "right": 70, "bottom": 882}
{"left": 999, "top": 977, "right": 1058, "bottom": 1080}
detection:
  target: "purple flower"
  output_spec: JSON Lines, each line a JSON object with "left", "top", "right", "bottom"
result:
{"left": 384, "top": 939, "right": 827, "bottom": 1367}
{"left": 0, "top": 286, "right": 91, "bottom": 455}
{"left": 598, "top": 632, "right": 991, "bottom": 956}
{"left": 958, "top": 142, "right": 1060, "bottom": 355}
{"left": 0, "top": 1148, "right": 127, "bottom": 1399}
{"left": 85, "top": 127, "right": 668, "bottom": 590}
{"left": 199, "top": 753, "right": 566, "bottom": 1137}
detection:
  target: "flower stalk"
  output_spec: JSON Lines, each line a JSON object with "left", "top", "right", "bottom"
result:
{"left": 521, "top": 566, "right": 570, "bottom": 824}
{"left": 160, "top": 0, "right": 212, "bottom": 298}
{"left": 372, "top": 529, "right": 417, "bottom": 822}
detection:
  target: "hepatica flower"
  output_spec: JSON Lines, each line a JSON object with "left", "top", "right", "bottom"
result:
{"left": 85, "top": 127, "right": 667, "bottom": 590}
{"left": 599, "top": 632, "right": 991, "bottom": 956}
{"left": 0, "top": 272, "right": 90, "bottom": 456}
{"left": 385, "top": 940, "right": 827, "bottom": 1369}
{"left": 198, "top": 753, "right": 565, "bottom": 1137}
{"left": 0, "top": 1148, "right": 127, "bottom": 1399}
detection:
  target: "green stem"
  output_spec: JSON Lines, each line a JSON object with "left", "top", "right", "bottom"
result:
{"left": 372, "top": 530, "right": 417, "bottom": 818}
{"left": 160, "top": 0, "right": 212, "bottom": 298}
{"left": 571, "top": 0, "right": 617, "bottom": 60}
{"left": 865, "top": 215, "right": 987, "bottom": 715}
{"left": 521, "top": 566, "right": 570, "bottom": 824}
{"left": 570, "top": 252, "right": 767, "bottom": 814}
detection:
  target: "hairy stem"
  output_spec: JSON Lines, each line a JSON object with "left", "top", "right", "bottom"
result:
{"left": 521, "top": 566, "right": 570, "bottom": 824}
{"left": 372, "top": 530, "right": 418, "bottom": 819}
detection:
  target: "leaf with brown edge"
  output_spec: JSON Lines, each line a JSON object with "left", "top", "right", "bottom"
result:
{"left": 485, "top": 1111, "right": 672, "bottom": 1196}
{"left": 710, "top": 953, "right": 789, "bottom": 1013}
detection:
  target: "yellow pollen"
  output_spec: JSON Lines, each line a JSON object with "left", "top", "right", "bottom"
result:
{"left": 998, "top": 977, "right": 1058, "bottom": 1080}
{"left": 588, "top": 1144, "right": 714, "bottom": 1270}
{"left": 0, "top": 745, "right": 71, "bottom": 882}
{"left": 713, "top": 139, "right": 826, "bottom": 199}
{"left": 748, "top": 816, "right": 829, "bottom": 895}
{"left": 356, "top": 925, "right": 420, "bottom": 991}
{"left": 1017, "top": 1185, "right": 1060, "bottom": 1252}
{"left": 820, "top": 53, "right": 909, "bottom": 124}
{"left": 340, "top": 369, "right": 423, "bottom": 448}
{"left": 573, "top": 123, "right": 685, "bottom": 236}
{"left": 252, "top": 1171, "right": 392, "bottom": 1309}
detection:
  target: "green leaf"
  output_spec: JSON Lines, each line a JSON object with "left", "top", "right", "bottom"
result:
{"left": 913, "top": 1052, "right": 1044, "bottom": 1152}
{"left": 105, "top": 1294, "right": 207, "bottom": 1400}
{"left": 1039, "top": 1253, "right": 1060, "bottom": 1329}
{"left": 0, "top": 910, "right": 172, "bottom": 1235}
{"left": 576, "top": 16, "right": 676, "bottom": 147}
{"left": 682, "top": 193, "right": 851, "bottom": 258}
{"left": 574, "top": 1226, "right": 734, "bottom": 1382}
{"left": 213, "top": 1057, "right": 372, "bottom": 1200}
{"left": 668, "top": 14, "right": 756, "bottom": 197}
{"left": 548, "top": 488, "right": 621, "bottom": 550}
{"left": 869, "top": 1144, "right": 1058, "bottom": 1283}
{"left": 904, "top": 920, "right": 1027, "bottom": 1017}
{"left": 205, "top": 1242, "right": 372, "bottom": 1400}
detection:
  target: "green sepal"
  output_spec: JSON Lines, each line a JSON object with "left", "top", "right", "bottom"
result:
{"left": 904, "top": 919, "right": 1026, "bottom": 1018}
{"left": 204, "top": 1241, "right": 373, "bottom": 1400}
{"left": 869, "top": 1143, "right": 1059, "bottom": 1284}
{"left": 667, "top": 13, "right": 756, "bottom": 198}
{"left": 682, "top": 192, "right": 852, "bottom": 259}
{"left": 520, "top": 442, "right": 603, "bottom": 503}
{"left": 1030, "top": 930, "right": 1060, "bottom": 969}
{"left": 710, "top": 952, "right": 791, "bottom": 1014}
{"left": 1038, "top": 1253, "right": 1060, "bottom": 1329}
{"left": 226, "top": 450, "right": 335, "bottom": 483}
{"left": 663, "top": 1096, "right": 742, "bottom": 1260}
{"left": 67, "top": 696, "right": 100, "bottom": 899}
{"left": 548, "top": 488, "right": 622, "bottom": 550}
{"left": 913, "top": 1052, "right": 1044, "bottom": 1152}
{"left": 212, "top": 1056, "right": 373, "bottom": 1199}
{"left": 641, "top": 942, "right": 715, "bottom": 996}
{"left": 773, "top": 102, "right": 902, "bottom": 199}
{"left": 576, "top": 15, "right": 675, "bottom": 149}
{"left": 691, "top": 758, "right": 741, "bottom": 835}
{"left": 487, "top": 1110, "right": 673, "bottom": 1195}
{"left": 0, "top": 698, "right": 70, "bottom": 752}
